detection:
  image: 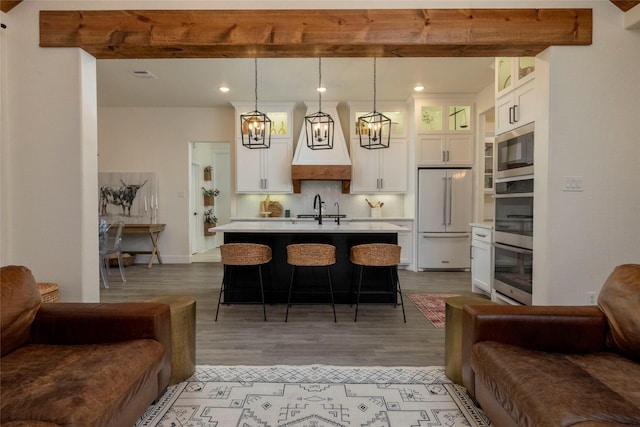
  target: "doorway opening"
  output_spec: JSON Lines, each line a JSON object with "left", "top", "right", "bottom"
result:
{"left": 189, "top": 141, "right": 231, "bottom": 262}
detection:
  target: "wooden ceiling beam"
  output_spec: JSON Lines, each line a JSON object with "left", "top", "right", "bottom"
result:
{"left": 610, "top": 1, "right": 640, "bottom": 12}
{"left": 39, "top": 9, "right": 592, "bottom": 59}
{"left": 1, "top": 1, "right": 22, "bottom": 13}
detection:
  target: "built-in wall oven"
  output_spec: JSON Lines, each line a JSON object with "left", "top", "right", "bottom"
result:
{"left": 493, "top": 173, "right": 534, "bottom": 305}
{"left": 495, "top": 122, "right": 534, "bottom": 179}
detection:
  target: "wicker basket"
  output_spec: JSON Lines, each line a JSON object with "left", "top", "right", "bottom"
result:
{"left": 107, "top": 253, "right": 136, "bottom": 267}
{"left": 350, "top": 243, "right": 401, "bottom": 266}
{"left": 37, "top": 282, "right": 60, "bottom": 303}
{"left": 220, "top": 243, "right": 272, "bottom": 266}
{"left": 287, "top": 244, "right": 336, "bottom": 266}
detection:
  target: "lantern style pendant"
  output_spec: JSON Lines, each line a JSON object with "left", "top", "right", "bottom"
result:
{"left": 357, "top": 58, "right": 391, "bottom": 149}
{"left": 241, "top": 58, "right": 271, "bottom": 149}
{"left": 305, "top": 58, "right": 334, "bottom": 150}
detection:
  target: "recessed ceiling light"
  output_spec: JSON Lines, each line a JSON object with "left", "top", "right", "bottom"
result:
{"left": 414, "top": 85, "right": 425, "bottom": 92}
{"left": 317, "top": 87, "right": 327, "bottom": 93}
{"left": 131, "top": 70, "right": 157, "bottom": 79}
{"left": 219, "top": 86, "right": 230, "bottom": 93}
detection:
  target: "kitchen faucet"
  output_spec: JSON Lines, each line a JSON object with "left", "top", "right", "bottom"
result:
{"left": 334, "top": 202, "right": 341, "bottom": 225}
{"left": 313, "top": 194, "right": 323, "bottom": 225}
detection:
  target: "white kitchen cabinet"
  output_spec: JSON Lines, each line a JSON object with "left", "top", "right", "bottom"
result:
{"left": 417, "top": 134, "right": 473, "bottom": 166}
{"left": 471, "top": 226, "right": 492, "bottom": 296}
{"left": 233, "top": 101, "right": 294, "bottom": 194}
{"left": 495, "top": 80, "right": 536, "bottom": 135}
{"left": 350, "top": 138, "right": 408, "bottom": 193}
{"left": 495, "top": 57, "right": 535, "bottom": 97}
{"left": 235, "top": 138, "right": 293, "bottom": 193}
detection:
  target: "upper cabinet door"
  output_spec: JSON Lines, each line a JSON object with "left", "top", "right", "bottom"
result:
{"left": 496, "top": 56, "right": 535, "bottom": 97}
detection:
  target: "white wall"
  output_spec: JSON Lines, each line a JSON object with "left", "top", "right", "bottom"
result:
{"left": 98, "top": 107, "right": 235, "bottom": 263}
{"left": 533, "top": 2, "right": 640, "bottom": 304}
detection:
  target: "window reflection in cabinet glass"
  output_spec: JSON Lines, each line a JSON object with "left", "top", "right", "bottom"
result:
{"left": 355, "top": 111, "right": 404, "bottom": 136}
{"left": 265, "top": 112, "right": 287, "bottom": 135}
{"left": 497, "top": 57, "right": 513, "bottom": 91}
{"left": 518, "top": 57, "right": 535, "bottom": 80}
{"left": 449, "top": 106, "right": 471, "bottom": 131}
{"left": 420, "top": 106, "right": 442, "bottom": 131}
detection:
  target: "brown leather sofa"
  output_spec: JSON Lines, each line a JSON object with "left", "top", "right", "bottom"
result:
{"left": 0, "top": 265, "right": 172, "bottom": 427}
{"left": 462, "top": 264, "right": 640, "bottom": 427}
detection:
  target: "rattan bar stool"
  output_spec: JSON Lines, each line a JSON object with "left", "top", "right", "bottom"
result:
{"left": 285, "top": 243, "right": 337, "bottom": 322}
{"left": 215, "top": 243, "right": 272, "bottom": 321}
{"left": 350, "top": 243, "right": 406, "bottom": 323}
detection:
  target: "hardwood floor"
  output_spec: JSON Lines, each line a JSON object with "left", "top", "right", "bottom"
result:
{"left": 100, "top": 263, "right": 481, "bottom": 367}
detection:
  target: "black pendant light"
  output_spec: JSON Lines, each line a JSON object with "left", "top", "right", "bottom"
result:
{"left": 357, "top": 58, "right": 391, "bottom": 150}
{"left": 305, "top": 58, "right": 334, "bottom": 150}
{"left": 241, "top": 58, "right": 271, "bottom": 149}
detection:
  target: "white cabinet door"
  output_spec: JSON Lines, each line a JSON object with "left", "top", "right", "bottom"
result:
{"left": 496, "top": 80, "right": 535, "bottom": 135}
{"left": 350, "top": 144, "right": 381, "bottom": 193}
{"left": 351, "top": 139, "right": 407, "bottom": 193}
{"left": 417, "top": 135, "right": 446, "bottom": 165}
{"left": 379, "top": 139, "right": 408, "bottom": 192}
{"left": 513, "top": 81, "right": 536, "bottom": 129}
{"left": 471, "top": 227, "right": 492, "bottom": 295}
{"left": 447, "top": 135, "right": 473, "bottom": 166}
{"left": 236, "top": 142, "right": 265, "bottom": 192}
{"left": 417, "top": 135, "right": 472, "bottom": 166}
{"left": 264, "top": 139, "right": 293, "bottom": 193}
{"left": 236, "top": 139, "right": 293, "bottom": 193}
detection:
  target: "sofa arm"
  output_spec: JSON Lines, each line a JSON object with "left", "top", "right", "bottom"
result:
{"left": 32, "top": 303, "right": 172, "bottom": 393}
{"left": 461, "top": 304, "right": 608, "bottom": 398}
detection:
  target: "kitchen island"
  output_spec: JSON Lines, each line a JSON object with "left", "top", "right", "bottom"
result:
{"left": 213, "top": 221, "right": 408, "bottom": 304}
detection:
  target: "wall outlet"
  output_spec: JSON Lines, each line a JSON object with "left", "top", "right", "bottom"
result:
{"left": 586, "top": 292, "right": 596, "bottom": 305}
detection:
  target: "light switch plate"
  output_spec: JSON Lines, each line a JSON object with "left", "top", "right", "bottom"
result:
{"left": 563, "top": 176, "right": 583, "bottom": 192}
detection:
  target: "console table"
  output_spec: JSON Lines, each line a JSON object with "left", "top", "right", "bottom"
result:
{"left": 121, "top": 223, "right": 166, "bottom": 268}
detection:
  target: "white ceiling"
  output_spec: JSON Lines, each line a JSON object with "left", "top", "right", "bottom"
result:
{"left": 97, "top": 57, "right": 495, "bottom": 108}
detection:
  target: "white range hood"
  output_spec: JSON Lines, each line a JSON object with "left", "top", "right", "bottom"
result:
{"left": 291, "top": 101, "right": 352, "bottom": 194}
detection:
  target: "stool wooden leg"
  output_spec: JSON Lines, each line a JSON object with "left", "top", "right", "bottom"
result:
{"left": 326, "top": 266, "right": 337, "bottom": 322}
{"left": 285, "top": 266, "right": 296, "bottom": 322}
{"left": 258, "top": 265, "right": 267, "bottom": 321}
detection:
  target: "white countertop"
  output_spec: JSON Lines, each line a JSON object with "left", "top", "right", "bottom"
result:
{"left": 214, "top": 221, "right": 409, "bottom": 233}
{"left": 231, "top": 217, "right": 413, "bottom": 222}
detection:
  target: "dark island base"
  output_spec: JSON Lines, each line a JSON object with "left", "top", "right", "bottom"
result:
{"left": 221, "top": 232, "right": 399, "bottom": 304}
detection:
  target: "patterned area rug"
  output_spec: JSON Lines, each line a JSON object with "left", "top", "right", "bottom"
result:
{"left": 409, "top": 294, "right": 460, "bottom": 328}
{"left": 137, "top": 365, "right": 490, "bottom": 427}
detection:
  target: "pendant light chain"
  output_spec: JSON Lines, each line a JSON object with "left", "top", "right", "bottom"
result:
{"left": 253, "top": 58, "right": 258, "bottom": 112}
{"left": 373, "top": 57, "right": 377, "bottom": 112}
{"left": 318, "top": 58, "right": 322, "bottom": 112}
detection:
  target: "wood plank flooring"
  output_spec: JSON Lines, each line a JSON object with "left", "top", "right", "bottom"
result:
{"left": 100, "top": 263, "right": 482, "bottom": 367}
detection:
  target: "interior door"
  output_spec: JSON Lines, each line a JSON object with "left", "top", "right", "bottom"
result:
{"left": 190, "top": 163, "right": 201, "bottom": 255}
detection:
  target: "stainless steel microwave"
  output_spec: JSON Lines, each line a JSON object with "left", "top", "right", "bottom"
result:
{"left": 495, "top": 122, "right": 534, "bottom": 179}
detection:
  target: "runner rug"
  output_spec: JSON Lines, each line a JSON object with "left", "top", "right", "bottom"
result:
{"left": 409, "top": 293, "right": 460, "bottom": 328}
{"left": 137, "top": 365, "right": 491, "bottom": 427}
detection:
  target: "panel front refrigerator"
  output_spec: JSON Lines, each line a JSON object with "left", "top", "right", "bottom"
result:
{"left": 418, "top": 168, "right": 472, "bottom": 270}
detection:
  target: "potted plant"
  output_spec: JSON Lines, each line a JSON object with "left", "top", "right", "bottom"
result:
{"left": 204, "top": 209, "right": 217, "bottom": 236}
{"left": 203, "top": 165, "right": 212, "bottom": 181}
{"left": 202, "top": 187, "right": 220, "bottom": 206}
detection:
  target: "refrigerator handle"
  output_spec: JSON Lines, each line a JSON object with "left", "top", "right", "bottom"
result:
{"left": 448, "top": 176, "right": 453, "bottom": 225}
{"left": 442, "top": 177, "right": 447, "bottom": 225}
